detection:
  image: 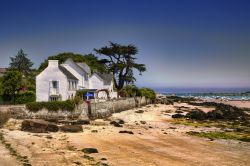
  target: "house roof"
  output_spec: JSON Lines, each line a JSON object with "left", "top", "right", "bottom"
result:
{"left": 94, "top": 73, "right": 113, "bottom": 85}
{"left": 0, "top": 68, "right": 6, "bottom": 73}
{"left": 76, "top": 62, "right": 91, "bottom": 74}
{"left": 59, "top": 66, "right": 78, "bottom": 80}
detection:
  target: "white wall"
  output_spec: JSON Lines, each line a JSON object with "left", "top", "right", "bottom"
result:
{"left": 36, "top": 60, "right": 69, "bottom": 101}
{"left": 89, "top": 74, "right": 105, "bottom": 90}
{"left": 64, "top": 59, "right": 89, "bottom": 89}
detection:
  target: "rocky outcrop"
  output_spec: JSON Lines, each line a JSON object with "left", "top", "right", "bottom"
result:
{"left": 59, "top": 125, "right": 83, "bottom": 132}
{"left": 21, "top": 119, "right": 59, "bottom": 133}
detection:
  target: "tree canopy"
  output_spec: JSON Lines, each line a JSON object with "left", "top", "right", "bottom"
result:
{"left": 9, "top": 49, "right": 33, "bottom": 76}
{"left": 38, "top": 52, "right": 106, "bottom": 73}
{"left": 1, "top": 71, "right": 22, "bottom": 104}
{"left": 94, "top": 42, "right": 146, "bottom": 93}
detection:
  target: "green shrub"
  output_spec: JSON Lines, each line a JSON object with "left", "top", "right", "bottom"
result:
{"left": 16, "top": 91, "right": 35, "bottom": 104}
{"left": 75, "top": 90, "right": 88, "bottom": 99}
{"left": 26, "top": 100, "right": 75, "bottom": 112}
{"left": 121, "top": 85, "right": 140, "bottom": 97}
{"left": 139, "top": 88, "right": 156, "bottom": 100}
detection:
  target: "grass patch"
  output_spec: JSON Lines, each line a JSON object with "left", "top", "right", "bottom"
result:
{"left": 172, "top": 119, "right": 213, "bottom": 127}
{"left": 187, "top": 131, "right": 250, "bottom": 142}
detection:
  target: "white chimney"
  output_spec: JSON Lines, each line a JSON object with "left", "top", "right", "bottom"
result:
{"left": 48, "top": 60, "right": 59, "bottom": 68}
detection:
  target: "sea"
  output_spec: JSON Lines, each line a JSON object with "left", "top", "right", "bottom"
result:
{"left": 155, "top": 88, "right": 250, "bottom": 101}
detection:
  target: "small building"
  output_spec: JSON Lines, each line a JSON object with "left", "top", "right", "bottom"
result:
{"left": 36, "top": 59, "right": 116, "bottom": 102}
{"left": 0, "top": 68, "right": 7, "bottom": 77}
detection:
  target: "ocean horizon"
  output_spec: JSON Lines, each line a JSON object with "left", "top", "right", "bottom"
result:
{"left": 153, "top": 87, "right": 250, "bottom": 94}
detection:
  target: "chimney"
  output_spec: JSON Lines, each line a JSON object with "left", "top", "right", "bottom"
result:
{"left": 48, "top": 60, "right": 59, "bottom": 68}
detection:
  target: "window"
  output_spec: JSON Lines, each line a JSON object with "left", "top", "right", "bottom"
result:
{"left": 52, "top": 81, "right": 58, "bottom": 89}
{"left": 50, "top": 96, "right": 59, "bottom": 101}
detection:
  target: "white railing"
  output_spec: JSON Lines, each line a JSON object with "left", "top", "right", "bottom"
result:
{"left": 49, "top": 88, "right": 59, "bottom": 95}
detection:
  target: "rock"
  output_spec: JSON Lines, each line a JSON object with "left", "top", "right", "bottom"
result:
{"left": 21, "top": 119, "right": 59, "bottom": 133}
{"left": 116, "top": 119, "right": 125, "bottom": 124}
{"left": 172, "top": 114, "right": 184, "bottom": 118}
{"left": 73, "top": 161, "right": 82, "bottom": 165}
{"left": 119, "top": 130, "right": 134, "bottom": 134}
{"left": 82, "top": 148, "right": 99, "bottom": 154}
{"left": 140, "top": 121, "right": 146, "bottom": 124}
{"left": 175, "top": 110, "right": 184, "bottom": 114}
{"left": 46, "top": 135, "right": 53, "bottom": 139}
{"left": 91, "top": 130, "right": 98, "bottom": 133}
{"left": 110, "top": 121, "right": 123, "bottom": 127}
{"left": 135, "top": 110, "right": 144, "bottom": 113}
{"left": 169, "top": 127, "right": 176, "bottom": 129}
{"left": 90, "top": 119, "right": 109, "bottom": 126}
{"left": 100, "top": 158, "right": 107, "bottom": 160}
{"left": 73, "top": 119, "right": 90, "bottom": 125}
{"left": 185, "top": 109, "right": 207, "bottom": 120}
{"left": 60, "top": 125, "right": 83, "bottom": 132}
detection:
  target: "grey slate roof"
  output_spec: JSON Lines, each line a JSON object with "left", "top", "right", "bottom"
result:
{"left": 95, "top": 73, "right": 113, "bottom": 85}
{"left": 76, "top": 62, "right": 91, "bottom": 74}
{"left": 59, "top": 66, "right": 78, "bottom": 80}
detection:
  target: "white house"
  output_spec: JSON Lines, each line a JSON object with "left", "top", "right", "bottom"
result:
{"left": 36, "top": 59, "right": 116, "bottom": 102}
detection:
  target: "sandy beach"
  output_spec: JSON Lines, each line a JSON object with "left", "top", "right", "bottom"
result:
{"left": 0, "top": 102, "right": 250, "bottom": 166}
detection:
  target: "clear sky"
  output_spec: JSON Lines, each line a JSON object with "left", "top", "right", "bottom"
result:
{"left": 0, "top": 0, "right": 250, "bottom": 92}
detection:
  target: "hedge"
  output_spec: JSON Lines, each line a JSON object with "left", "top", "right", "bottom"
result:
{"left": 26, "top": 100, "right": 75, "bottom": 112}
{"left": 16, "top": 91, "right": 36, "bottom": 104}
{"left": 0, "top": 91, "right": 35, "bottom": 105}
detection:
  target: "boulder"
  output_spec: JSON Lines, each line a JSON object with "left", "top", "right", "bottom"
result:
{"left": 135, "top": 110, "right": 144, "bottom": 113}
{"left": 110, "top": 118, "right": 125, "bottom": 127}
{"left": 72, "top": 119, "right": 90, "bottom": 125}
{"left": 119, "top": 130, "right": 134, "bottom": 134}
{"left": 82, "top": 148, "right": 99, "bottom": 154}
{"left": 172, "top": 114, "right": 184, "bottom": 118}
{"left": 21, "top": 119, "right": 59, "bottom": 133}
{"left": 60, "top": 125, "right": 83, "bottom": 132}
{"left": 110, "top": 121, "right": 122, "bottom": 127}
{"left": 185, "top": 109, "right": 207, "bottom": 120}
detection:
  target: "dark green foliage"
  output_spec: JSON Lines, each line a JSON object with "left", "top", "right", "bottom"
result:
{"left": 16, "top": 91, "right": 35, "bottom": 104}
{"left": 139, "top": 88, "right": 156, "bottom": 100}
{"left": 38, "top": 52, "right": 106, "bottom": 73}
{"left": 75, "top": 90, "right": 89, "bottom": 99}
{"left": 1, "top": 71, "right": 22, "bottom": 104}
{"left": 121, "top": 85, "right": 140, "bottom": 97}
{"left": 9, "top": 49, "right": 33, "bottom": 76}
{"left": 95, "top": 42, "right": 146, "bottom": 93}
{"left": 166, "top": 96, "right": 197, "bottom": 103}
{"left": 26, "top": 100, "right": 75, "bottom": 112}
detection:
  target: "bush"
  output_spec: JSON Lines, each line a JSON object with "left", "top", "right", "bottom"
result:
{"left": 16, "top": 91, "right": 35, "bottom": 104}
{"left": 26, "top": 100, "right": 75, "bottom": 112}
{"left": 121, "top": 85, "right": 140, "bottom": 97}
{"left": 139, "top": 88, "right": 156, "bottom": 100}
{"left": 75, "top": 90, "right": 88, "bottom": 99}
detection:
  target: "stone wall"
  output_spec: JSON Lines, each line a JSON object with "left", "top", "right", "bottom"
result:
{"left": 87, "top": 97, "right": 151, "bottom": 119}
{"left": 0, "top": 97, "right": 151, "bottom": 120}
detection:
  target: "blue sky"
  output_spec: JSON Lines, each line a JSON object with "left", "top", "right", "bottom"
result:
{"left": 0, "top": 0, "right": 250, "bottom": 91}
